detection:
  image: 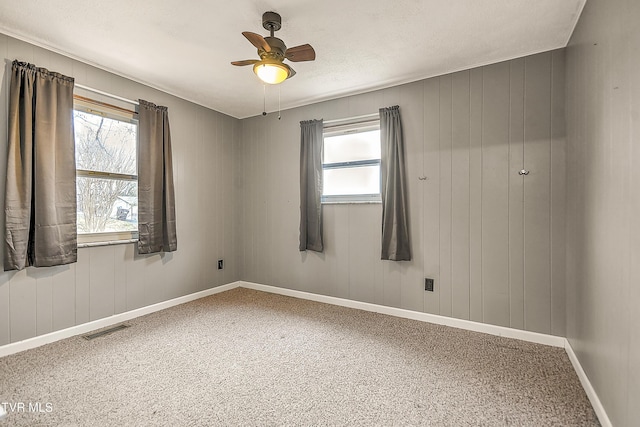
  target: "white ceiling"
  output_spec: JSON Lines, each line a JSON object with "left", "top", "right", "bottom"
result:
{"left": 0, "top": 0, "right": 585, "bottom": 119}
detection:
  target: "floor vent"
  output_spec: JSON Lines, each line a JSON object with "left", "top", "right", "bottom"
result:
{"left": 83, "top": 324, "right": 130, "bottom": 340}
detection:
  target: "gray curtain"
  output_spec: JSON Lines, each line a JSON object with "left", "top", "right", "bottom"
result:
{"left": 299, "top": 119, "right": 323, "bottom": 252}
{"left": 4, "top": 61, "right": 77, "bottom": 271}
{"left": 137, "top": 99, "right": 177, "bottom": 254}
{"left": 380, "top": 106, "right": 411, "bottom": 261}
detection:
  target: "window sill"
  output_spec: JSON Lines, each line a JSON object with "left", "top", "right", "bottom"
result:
{"left": 322, "top": 200, "right": 382, "bottom": 205}
{"left": 78, "top": 239, "right": 137, "bottom": 248}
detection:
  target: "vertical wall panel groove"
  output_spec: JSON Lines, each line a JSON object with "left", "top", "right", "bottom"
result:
{"left": 449, "top": 78, "right": 453, "bottom": 317}
{"left": 469, "top": 68, "right": 483, "bottom": 323}
{"left": 508, "top": 59, "right": 525, "bottom": 330}
{"left": 481, "top": 61, "right": 511, "bottom": 328}
{"left": 549, "top": 54, "right": 554, "bottom": 335}
{"left": 439, "top": 75, "right": 453, "bottom": 318}
{"left": 52, "top": 264, "right": 76, "bottom": 331}
{"left": 451, "top": 71, "right": 471, "bottom": 320}
{"left": 480, "top": 67, "right": 485, "bottom": 324}
{"left": 522, "top": 60, "right": 528, "bottom": 331}
{"left": 35, "top": 269, "right": 53, "bottom": 336}
{"left": 508, "top": 64, "right": 512, "bottom": 328}
{"left": 423, "top": 78, "right": 440, "bottom": 315}
{"left": 523, "top": 52, "right": 552, "bottom": 334}
{"left": 550, "top": 50, "right": 566, "bottom": 337}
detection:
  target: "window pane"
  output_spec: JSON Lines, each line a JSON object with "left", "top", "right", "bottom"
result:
{"left": 324, "top": 130, "right": 380, "bottom": 163}
{"left": 74, "top": 111, "right": 137, "bottom": 175}
{"left": 323, "top": 165, "right": 380, "bottom": 196}
{"left": 77, "top": 177, "right": 138, "bottom": 234}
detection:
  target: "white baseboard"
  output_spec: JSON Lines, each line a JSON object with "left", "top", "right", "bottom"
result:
{"left": 0, "top": 282, "right": 239, "bottom": 358}
{"left": 0, "top": 279, "right": 565, "bottom": 358}
{"left": 239, "top": 281, "right": 566, "bottom": 347}
{"left": 0, "top": 279, "right": 610, "bottom": 427}
{"left": 564, "top": 339, "right": 612, "bottom": 427}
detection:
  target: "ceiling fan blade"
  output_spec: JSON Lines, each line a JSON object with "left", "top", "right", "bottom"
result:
{"left": 285, "top": 44, "right": 315, "bottom": 62}
{"left": 242, "top": 31, "right": 271, "bottom": 52}
{"left": 231, "top": 59, "right": 259, "bottom": 66}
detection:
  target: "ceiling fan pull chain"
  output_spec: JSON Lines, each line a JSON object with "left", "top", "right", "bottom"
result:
{"left": 278, "top": 86, "right": 281, "bottom": 120}
{"left": 262, "top": 84, "right": 267, "bottom": 116}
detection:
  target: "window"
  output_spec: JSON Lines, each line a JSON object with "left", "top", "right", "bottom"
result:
{"left": 322, "top": 119, "right": 381, "bottom": 203}
{"left": 73, "top": 97, "right": 138, "bottom": 244}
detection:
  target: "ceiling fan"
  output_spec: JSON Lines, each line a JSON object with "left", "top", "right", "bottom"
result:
{"left": 231, "top": 11, "right": 316, "bottom": 85}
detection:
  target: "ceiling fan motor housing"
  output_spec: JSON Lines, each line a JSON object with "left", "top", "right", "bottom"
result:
{"left": 262, "top": 37, "right": 286, "bottom": 60}
{"left": 262, "top": 11, "right": 282, "bottom": 32}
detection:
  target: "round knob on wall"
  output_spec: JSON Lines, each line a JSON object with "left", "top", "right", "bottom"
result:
{"left": 519, "top": 169, "right": 530, "bottom": 176}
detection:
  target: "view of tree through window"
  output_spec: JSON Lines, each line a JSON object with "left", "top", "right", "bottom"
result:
{"left": 74, "top": 109, "right": 138, "bottom": 235}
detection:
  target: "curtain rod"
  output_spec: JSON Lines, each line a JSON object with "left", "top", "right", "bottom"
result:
{"left": 75, "top": 83, "right": 139, "bottom": 106}
{"left": 323, "top": 112, "right": 379, "bottom": 126}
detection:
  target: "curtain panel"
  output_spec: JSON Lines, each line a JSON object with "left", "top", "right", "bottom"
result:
{"left": 137, "top": 99, "right": 177, "bottom": 254}
{"left": 299, "top": 119, "right": 324, "bottom": 252}
{"left": 4, "top": 60, "right": 77, "bottom": 271}
{"left": 380, "top": 106, "right": 411, "bottom": 261}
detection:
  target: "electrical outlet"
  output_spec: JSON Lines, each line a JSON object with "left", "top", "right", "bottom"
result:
{"left": 217, "top": 259, "right": 224, "bottom": 270}
{"left": 425, "top": 278, "right": 434, "bottom": 292}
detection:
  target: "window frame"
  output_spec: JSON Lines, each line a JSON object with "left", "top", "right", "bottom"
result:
{"left": 321, "top": 118, "right": 382, "bottom": 204}
{"left": 73, "top": 96, "right": 139, "bottom": 245}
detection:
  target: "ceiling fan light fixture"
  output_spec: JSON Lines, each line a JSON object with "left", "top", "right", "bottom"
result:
{"left": 253, "top": 61, "right": 289, "bottom": 84}
{"left": 233, "top": 12, "right": 313, "bottom": 85}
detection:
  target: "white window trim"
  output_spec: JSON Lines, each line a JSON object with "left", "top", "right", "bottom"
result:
{"left": 321, "top": 194, "right": 381, "bottom": 204}
{"left": 322, "top": 117, "right": 382, "bottom": 204}
{"left": 74, "top": 96, "right": 139, "bottom": 246}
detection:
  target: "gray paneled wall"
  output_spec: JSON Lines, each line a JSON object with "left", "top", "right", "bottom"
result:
{"left": 237, "top": 50, "right": 566, "bottom": 336}
{"left": 566, "top": 0, "right": 640, "bottom": 425}
{"left": 0, "top": 34, "right": 239, "bottom": 345}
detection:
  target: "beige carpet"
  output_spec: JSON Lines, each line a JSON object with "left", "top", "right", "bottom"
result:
{"left": 0, "top": 288, "right": 598, "bottom": 426}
